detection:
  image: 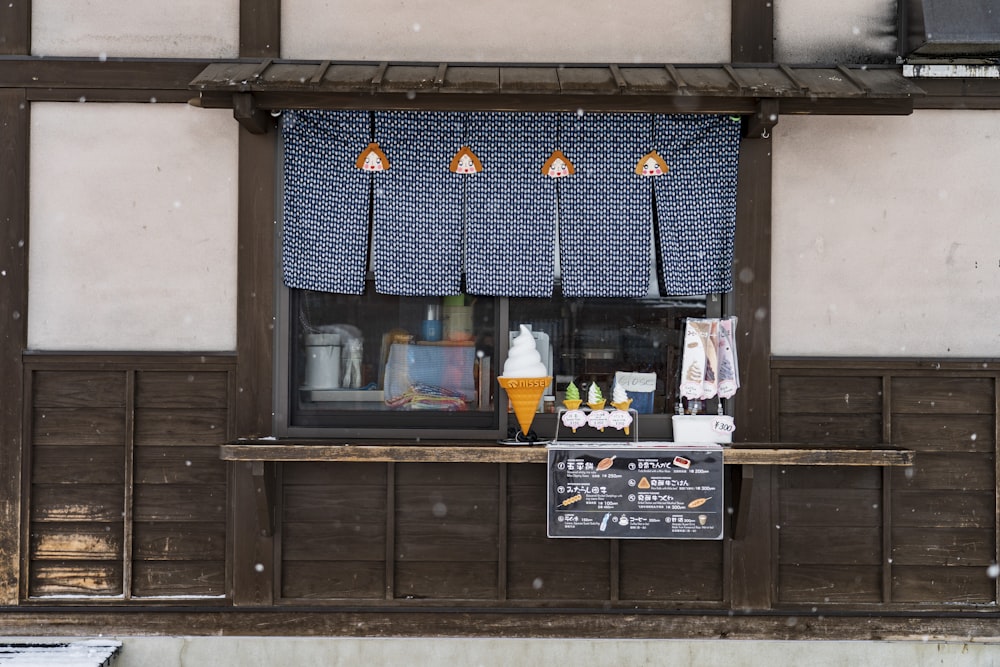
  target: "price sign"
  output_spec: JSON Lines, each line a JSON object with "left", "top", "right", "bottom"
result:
{"left": 547, "top": 443, "right": 724, "bottom": 540}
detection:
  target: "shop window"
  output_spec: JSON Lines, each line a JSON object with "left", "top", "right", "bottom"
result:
{"left": 278, "top": 286, "right": 710, "bottom": 438}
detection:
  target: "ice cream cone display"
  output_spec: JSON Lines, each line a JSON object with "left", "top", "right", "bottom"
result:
{"left": 610, "top": 382, "right": 632, "bottom": 413}
{"left": 499, "top": 376, "right": 551, "bottom": 435}
{"left": 586, "top": 382, "right": 606, "bottom": 411}
{"left": 563, "top": 380, "right": 582, "bottom": 410}
{"left": 498, "top": 325, "right": 551, "bottom": 438}
{"left": 610, "top": 383, "right": 634, "bottom": 435}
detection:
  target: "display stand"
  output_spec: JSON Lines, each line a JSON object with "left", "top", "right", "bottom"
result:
{"left": 553, "top": 407, "right": 639, "bottom": 443}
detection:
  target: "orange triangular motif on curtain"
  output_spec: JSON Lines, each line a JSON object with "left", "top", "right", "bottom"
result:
{"left": 635, "top": 150, "right": 669, "bottom": 177}
{"left": 541, "top": 150, "right": 574, "bottom": 178}
{"left": 355, "top": 142, "right": 390, "bottom": 171}
{"left": 449, "top": 146, "right": 483, "bottom": 174}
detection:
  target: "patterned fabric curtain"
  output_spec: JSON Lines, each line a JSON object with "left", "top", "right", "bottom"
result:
{"left": 556, "top": 113, "right": 653, "bottom": 298}
{"left": 652, "top": 114, "right": 741, "bottom": 296}
{"left": 281, "top": 110, "right": 371, "bottom": 294}
{"left": 281, "top": 111, "right": 740, "bottom": 298}
{"left": 372, "top": 111, "right": 464, "bottom": 296}
{"left": 463, "top": 112, "right": 558, "bottom": 297}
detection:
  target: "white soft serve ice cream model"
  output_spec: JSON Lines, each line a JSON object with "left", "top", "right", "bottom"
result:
{"left": 498, "top": 325, "right": 552, "bottom": 439}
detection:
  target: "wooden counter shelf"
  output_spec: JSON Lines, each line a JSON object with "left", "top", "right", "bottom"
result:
{"left": 220, "top": 441, "right": 914, "bottom": 466}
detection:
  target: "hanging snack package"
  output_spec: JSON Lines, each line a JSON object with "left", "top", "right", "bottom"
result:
{"left": 717, "top": 316, "right": 740, "bottom": 399}
{"left": 680, "top": 319, "right": 709, "bottom": 399}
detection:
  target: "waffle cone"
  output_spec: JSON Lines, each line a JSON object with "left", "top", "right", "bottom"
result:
{"left": 498, "top": 376, "right": 551, "bottom": 435}
{"left": 611, "top": 399, "right": 632, "bottom": 412}
{"left": 563, "top": 399, "right": 582, "bottom": 410}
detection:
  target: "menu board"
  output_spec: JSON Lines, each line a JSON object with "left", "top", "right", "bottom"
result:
{"left": 547, "top": 443, "right": 724, "bottom": 540}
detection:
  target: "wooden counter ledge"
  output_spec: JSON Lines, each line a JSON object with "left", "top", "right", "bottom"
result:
{"left": 220, "top": 441, "right": 915, "bottom": 466}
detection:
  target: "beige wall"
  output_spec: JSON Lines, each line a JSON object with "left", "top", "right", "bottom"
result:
{"left": 28, "top": 103, "right": 239, "bottom": 352}
{"left": 79, "top": 636, "right": 1000, "bottom": 666}
{"left": 282, "top": 0, "right": 730, "bottom": 63}
{"left": 31, "top": 0, "right": 239, "bottom": 58}
{"left": 774, "top": 0, "right": 896, "bottom": 63}
{"left": 772, "top": 110, "right": 1000, "bottom": 357}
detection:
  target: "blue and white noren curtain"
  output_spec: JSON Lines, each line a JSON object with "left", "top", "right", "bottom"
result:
{"left": 557, "top": 113, "right": 653, "bottom": 298}
{"left": 372, "top": 111, "right": 464, "bottom": 296}
{"left": 464, "top": 112, "right": 558, "bottom": 297}
{"left": 282, "top": 110, "right": 371, "bottom": 294}
{"left": 653, "top": 114, "right": 741, "bottom": 295}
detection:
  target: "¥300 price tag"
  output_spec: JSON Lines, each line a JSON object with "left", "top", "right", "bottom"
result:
{"left": 712, "top": 416, "right": 735, "bottom": 435}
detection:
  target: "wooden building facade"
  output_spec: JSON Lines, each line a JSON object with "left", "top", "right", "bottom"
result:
{"left": 2, "top": 0, "right": 1000, "bottom": 642}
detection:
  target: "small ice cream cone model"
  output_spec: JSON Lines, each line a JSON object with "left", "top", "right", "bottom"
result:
{"left": 587, "top": 382, "right": 606, "bottom": 411}
{"left": 563, "top": 381, "right": 582, "bottom": 410}
{"left": 610, "top": 383, "right": 634, "bottom": 435}
{"left": 611, "top": 383, "right": 632, "bottom": 412}
{"left": 498, "top": 325, "right": 552, "bottom": 437}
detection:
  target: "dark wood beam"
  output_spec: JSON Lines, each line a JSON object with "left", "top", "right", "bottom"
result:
{"left": 0, "top": 89, "right": 28, "bottom": 605}
{"left": 728, "top": 129, "right": 774, "bottom": 609}
{"left": 233, "top": 92, "right": 272, "bottom": 134}
{"left": 235, "top": 128, "right": 275, "bottom": 439}
{"left": 0, "top": 0, "right": 29, "bottom": 55}
{"left": 240, "top": 0, "right": 280, "bottom": 58}
{"left": 0, "top": 610, "right": 997, "bottom": 640}
{"left": 731, "top": 0, "right": 774, "bottom": 63}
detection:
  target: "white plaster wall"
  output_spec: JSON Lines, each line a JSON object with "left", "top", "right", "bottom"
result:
{"left": 771, "top": 110, "right": 1000, "bottom": 357}
{"left": 31, "top": 0, "right": 239, "bottom": 58}
{"left": 282, "top": 0, "right": 730, "bottom": 63}
{"left": 774, "top": 0, "right": 897, "bottom": 63}
{"left": 77, "top": 636, "right": 1000, "bottom": 666}
{"left": 28, "top": 103, "right": 239, "bottom": 352}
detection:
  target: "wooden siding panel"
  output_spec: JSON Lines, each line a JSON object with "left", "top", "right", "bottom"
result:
{"left": 132, "top": 561, "right": 226, "bottom": 598}
{"left": 282, "top": 461, "right": 387, "bottom": 486}
{"left": 134, "top": 408, "right": 228, "bottom": 446}
{"left": 778, "top": 376, "right": 882, "bottom": 414}
{"left": 891, "top": 566, "right": 995, "bottom": 604}
{"left": 32, "top": 445, "right": 125, "bottom": 485}
{"left": 778, "top": 466, "right": 882, "bottom": 490}
{"left": 135, "top": 371, "right": 229, "bottom": 409}
{"left": 777, "top": 414, "right": 882, "bottom": 445}
{"left": 394, "top": 485, "right": 499, "bottom": 561}
{"left": 29, "top": 562, "right": 123, "bottom": 597}
{"left": 891, "top": 377, "right": 995, "bottom": 414}
{"left": 133, "top": 522, "right": 226, "bottom": 561}
{"left": 778, "top": 489, "right": 882, "bottom": 527}
{"left": 778, "top": 527, "right": 881, "bottom": 565}
{"left": 133, "top": 446, "right": 227, "bottom": 485}
{"left": 891, "top": 414, "right": 995, "bottom": 453}
{"left": 31, "top": 485, "right": 124, "bottom": 523}
{"left": 778, "top": 565, "right": 882, "bottom": 603}
{"left": 32, "top": 371, "right": 125, "bottom": 408}
{"left": 32, "top": 408, "right": 126, "bottom": 446}
{"left": 891, "top": 491, "right": 994, "bottom": 529}
{"left": 281, "top": 561, "right": 384, "bottom": 599}
{"left": 891, "top": 527, "right": 995, "bottom": 566}
{"left": 394, "top": 562, "right": 498, "bottom": 599}
{"left": 507, "top": 561, "right": 610, "bottom": 600}
{"left": 132, "top": 484, "right": 227, "bottom": 522}
{"left": 281, "top": 521, "right": 385, "bottom": 561}
{"left": 30, "top": 522, "right": 123, "bottom": 561}
{"left": 619, "top": 541, "right": 724, "bottom": 601}
{"left": 282, "top": 485, "right": 386, "bottom": 523}
{"left": 890, "top": 452, "right": 994, "bottom": 490}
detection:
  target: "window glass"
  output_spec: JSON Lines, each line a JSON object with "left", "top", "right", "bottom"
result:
{"left": 284, "top": 287, "right": 707, "bottom": 436}
{"left": 508, "top": 296, "right": 706, "bottom": 418}
{"left": 288, "top": 288, "right": 498, "bottom": 431}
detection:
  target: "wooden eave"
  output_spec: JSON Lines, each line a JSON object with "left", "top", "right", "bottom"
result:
{"left": 188, "top": 60, "right": 924, "bottom": 133}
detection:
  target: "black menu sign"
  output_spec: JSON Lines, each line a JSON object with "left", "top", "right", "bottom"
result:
{"left": 547, "top": 443, "right": 724, "bottom": 540}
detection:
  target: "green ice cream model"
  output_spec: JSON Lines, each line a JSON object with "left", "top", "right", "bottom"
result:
{"left": 563, "top": 381, "right": 582, "bottom": 410}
